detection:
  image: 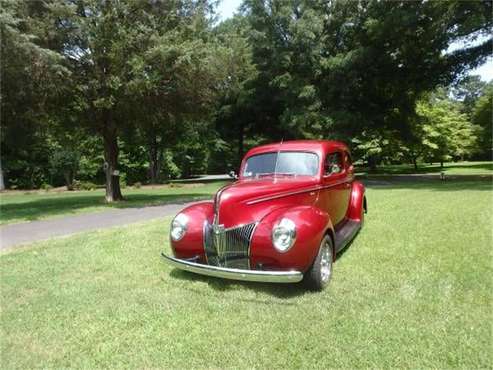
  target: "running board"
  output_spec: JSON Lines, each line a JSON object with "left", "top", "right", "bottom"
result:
{"left": 334, "top": 220, "right": 361, "bottom": 253}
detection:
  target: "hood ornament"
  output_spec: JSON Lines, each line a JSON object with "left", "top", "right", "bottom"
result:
{"left": 213, "top": 224, "right": 225, "bottom": 234}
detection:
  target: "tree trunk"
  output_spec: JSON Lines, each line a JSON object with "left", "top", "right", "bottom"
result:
{"left": 0, "top": 158, "right": 5, "bottom": 191}
{"left": 148, "top": 135, "right": 160, "bottom": 184}
{"left": 412, "top": 157, "right": 418, "bottom": 170}
{"left": 103, "top": 124, "right": 123, "bottom": 202}
{"left": 367, "top": 155, "right": 377, "bottom": 172}
{"left": 440, "top": 160, "right": 444, "bottom": 169}
{"left": 64, "top": 170, "right": 74, "bottom": 191}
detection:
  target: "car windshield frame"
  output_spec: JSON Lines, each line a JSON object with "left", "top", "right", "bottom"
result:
{"left": 241, "top": 151, "right": 320, "bottom": 179}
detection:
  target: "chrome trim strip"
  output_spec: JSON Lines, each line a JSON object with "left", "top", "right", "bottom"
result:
{"left": 318, "top": 179, "right": 352, "bottom": 190}
{"left": 246, "top": 186, "right": 320, "bottom": 205}
{"left": 202, "top": 220, "right": 209, "bottom": 265}
{"left": 162, "top": 253, "right": 303, "bottom": 283}
{"left": 245, "top": 179, "right": 352, "bottom": 205}
{"left": 247, "top": 222, "right": 259, "bottom": 269}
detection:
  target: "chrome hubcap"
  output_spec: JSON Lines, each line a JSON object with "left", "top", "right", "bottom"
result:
{"left": 320, "top": 242, "right": 332, "bottom": 282}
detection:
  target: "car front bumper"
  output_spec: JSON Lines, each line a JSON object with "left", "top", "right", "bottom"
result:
{"left": 161, "top": 253, "right": 303, "bottom": 283}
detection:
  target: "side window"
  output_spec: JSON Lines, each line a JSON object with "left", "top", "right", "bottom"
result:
{"left": 324, "top": 152, "right": 343, "bottom": 176}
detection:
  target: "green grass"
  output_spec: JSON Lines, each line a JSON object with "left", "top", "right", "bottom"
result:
{"left": 1, "top": 180, "right": 492, "bottom": 368}
{"left": 358, "top": 161, "right": 493, "bottom": 175}
{"left": 0, "top": 182, "right": 227, "bottom": 225}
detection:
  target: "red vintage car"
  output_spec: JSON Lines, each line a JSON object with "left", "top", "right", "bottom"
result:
{"left": 162, "top": 140, "right": 367, "bottom": 290}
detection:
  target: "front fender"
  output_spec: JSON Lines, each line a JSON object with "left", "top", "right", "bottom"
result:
{"left": 250, "top": 206, "right": 334, "bottom": 272}
{"left": 170, "top": 201, "right": 213, "bottom": 260}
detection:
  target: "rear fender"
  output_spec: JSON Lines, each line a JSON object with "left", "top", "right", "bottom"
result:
{"left": 346, "top": 180, "right": 366, "bottom": 222}
{"left": 250, "top": 206, "right": 334, "bottom": 272}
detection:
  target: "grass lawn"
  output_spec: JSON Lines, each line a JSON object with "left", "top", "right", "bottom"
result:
{"left": 1, "top": 180, "right": 492, "bottom": 368}
{"left": 358, "top": 161, "right": 493, "bottom": 175}
{"left": 0, "top": 182, "right": 227, "bottom": 225}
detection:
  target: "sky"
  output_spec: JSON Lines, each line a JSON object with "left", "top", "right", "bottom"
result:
{"left": 216, "top": 0, "right": 492, "bottom": 81}
{"left": 217, "top": 0, "right": 242, "bottom": 20}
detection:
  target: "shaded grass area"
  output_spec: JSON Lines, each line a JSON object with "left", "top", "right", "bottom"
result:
{"left": 1, "top": 181, "right": 492, "bottom": 368}
{"left": 358, "top": 161, "right": 493, "bottom": 175}
{"left": 0, "top": 182, "right": 227, "bottom": 225}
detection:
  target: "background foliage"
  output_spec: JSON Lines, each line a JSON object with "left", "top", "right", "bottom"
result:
{"left": 1, "top": 0, "right": 492, "bottom": 195}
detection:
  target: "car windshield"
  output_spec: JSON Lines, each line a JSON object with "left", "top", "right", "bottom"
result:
{"left": 242, "top": 151, "right": 319, "bottom": 178}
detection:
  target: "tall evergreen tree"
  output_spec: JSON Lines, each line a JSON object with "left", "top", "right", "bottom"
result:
{"left": 59, "top": 0, "right": 221, "bottom": 200}
{"left": 0, "top": 0, "right": 71, "bottom": 189}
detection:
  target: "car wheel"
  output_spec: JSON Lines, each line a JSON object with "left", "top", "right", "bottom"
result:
{"left": 304, "top": 235, "right": 333, "bottom": 291}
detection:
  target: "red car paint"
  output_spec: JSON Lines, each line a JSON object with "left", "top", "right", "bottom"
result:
{"left": 170, "top": 140, "right": 366, "bottom": 273}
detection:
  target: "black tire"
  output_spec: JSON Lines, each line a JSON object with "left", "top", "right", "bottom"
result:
{"left": 360, "top": 204, "right": 365, "bottom": 227}
{"left": 361, "top": 197, "right": 366, "bottom": 226}
{"left": 304, "top": 235, "right": 334, "bottom": 291}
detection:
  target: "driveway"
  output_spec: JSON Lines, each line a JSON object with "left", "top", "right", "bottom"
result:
{"left": 0, "top": 202, "right": 197, "bottom": 251}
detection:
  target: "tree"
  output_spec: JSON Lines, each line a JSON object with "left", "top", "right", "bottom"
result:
{"left": 57, "top": 0, "right": 221, "bottom": 199}
{"left": 127, "top": 4, "right": 223, "bottom": 183}
{"left": 471, "top": 82, "right": 493, "bottom": 159}
{"left": 415, "top": 91, "right": 478, "bottom": 166}
{"left": 1, "top": 0, "right": 71, "bottom": 189}
{"left": 49, "top": 149, "right": 79, "bottom": 190}
{"left": 213, "top": 16, "right": 258, "bottom": 165}
{"left": 352, "top": 129, "right": 408, "bottom": 170}
{"left": 451, "top": 75, "right": 487, "bottom": 115}
{"left": 242, "top": 0, "right": 492, "bottom": 158}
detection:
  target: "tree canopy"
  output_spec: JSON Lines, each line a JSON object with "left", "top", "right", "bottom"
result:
{"left": 1, "top": 0, "right": 492, "bottom": 194}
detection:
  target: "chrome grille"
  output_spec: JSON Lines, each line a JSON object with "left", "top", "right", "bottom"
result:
{"left": 204, "top": 222, "right": 257, "bottom": 269}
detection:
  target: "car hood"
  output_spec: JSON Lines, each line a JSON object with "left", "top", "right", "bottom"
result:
{"left": 215, "top": 177, "right": 319, "bottom": 228}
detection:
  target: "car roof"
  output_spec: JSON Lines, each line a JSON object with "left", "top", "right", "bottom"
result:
{"left": 244, "top": 140, "right": 349, "bottom": 157}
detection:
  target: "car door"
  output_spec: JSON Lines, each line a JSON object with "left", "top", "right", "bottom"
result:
{"left": 317, "top": 151, "right": 350, "bottom": 225}
{"left": 341, "top": 150, "right": 354, "bottom": 216}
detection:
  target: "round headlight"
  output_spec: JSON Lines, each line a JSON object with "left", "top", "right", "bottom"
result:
{"left": 170, "top": 213, "right": 189, "bottom": 241}
{"left": 272, "top": 218, "right": 296, "bottom": 252}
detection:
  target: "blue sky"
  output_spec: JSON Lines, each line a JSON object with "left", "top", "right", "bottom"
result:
{"left": 216, "top": 0, "right": 492, "bottom": 81}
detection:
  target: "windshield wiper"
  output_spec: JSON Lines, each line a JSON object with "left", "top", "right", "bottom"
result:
{"left": 255, "top": 172, "right": 296, "bottom": 179}
{"left": 255, "top": 172, "right": 276, "bottom": 178}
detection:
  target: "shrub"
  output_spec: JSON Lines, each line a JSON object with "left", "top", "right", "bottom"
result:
{"left": 73, "top": 180, "right": 98, "bottom": 191}
{"left": 162, "top": 150, "right": 182, "bottom": 179}
{"left": 133, "top": 182, "right": 142, "bottom": 189}
{"left": 119, "top": 173, "right": 127, "bottom": 189}
{"left": 40, "top": 183, "right": 53, "bottom": 191}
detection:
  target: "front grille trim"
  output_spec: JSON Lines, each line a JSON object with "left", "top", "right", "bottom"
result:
{"left": 203, "top": 221, "right": 258, "bottom": 269}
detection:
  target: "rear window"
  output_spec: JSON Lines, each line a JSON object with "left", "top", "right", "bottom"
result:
{"left": 243, "top": 151, "right": 319, "bottom": 178}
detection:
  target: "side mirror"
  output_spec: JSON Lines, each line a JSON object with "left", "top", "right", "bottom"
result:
{"left": 229, "top": 170, "right": 238, "bottom": 180}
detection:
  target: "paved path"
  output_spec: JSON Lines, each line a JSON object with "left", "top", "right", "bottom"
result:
{"left": 0, "top": 202, "right": 197, "bottom": 251}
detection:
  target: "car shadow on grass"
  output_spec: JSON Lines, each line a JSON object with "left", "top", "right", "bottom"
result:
{"left": 335, "top": 234, "right": 358, "bottom": 261}
{"left": 0, "top": 193, "right": 211, "bottom": 224}
{"left": 169, "top": 269, "right": 310, "bottom": 301}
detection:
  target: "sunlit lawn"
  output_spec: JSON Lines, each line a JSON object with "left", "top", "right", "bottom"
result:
{"left": 359, "top": 160, "right": 493, "bottom": 175}
{"left": 1, "top": 180, "right": 491, "bottom": 368}
{"left": 0, "top": 182, "right": 227, "bottom": 225}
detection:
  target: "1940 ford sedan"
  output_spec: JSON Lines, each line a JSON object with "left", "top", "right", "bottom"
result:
{"left": 162, "top": 140, "right": 367, "bottom": 290}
